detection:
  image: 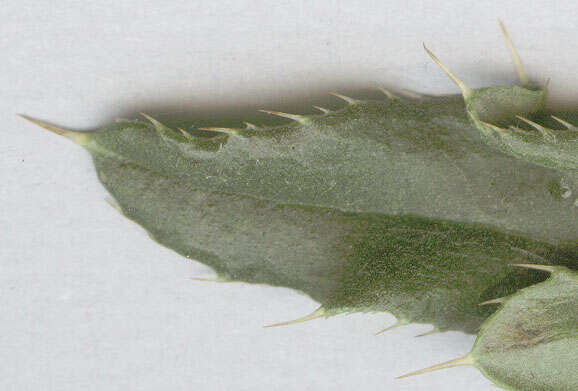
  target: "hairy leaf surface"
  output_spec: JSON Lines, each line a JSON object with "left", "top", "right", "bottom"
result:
{"left": 401, "top": 266, "right": 578, "bottom": 390}
{"left": 21, "top": 23, "right": 577, "bottom": 337}
{"left": 93, "top": 156, "right": 576, "bottom": 333}
{"left": 474, "top": 266, "right": 577, "bottom": 390}
{"left": 67, "top": 92, "right": 577, "bottom": 243}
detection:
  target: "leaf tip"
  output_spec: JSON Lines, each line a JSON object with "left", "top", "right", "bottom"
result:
{"left": 19, "top": 114, "right": 88, "bottom": 145}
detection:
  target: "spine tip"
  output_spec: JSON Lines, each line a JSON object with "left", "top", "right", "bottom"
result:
{"left": 19, "top": 114, "right": 87, "bottom": 145}
{"left": 396, "top": 354, "right": 473, "bottom": 379}
{"left": 264, "top": 307, "right": 326, "bottom": 328}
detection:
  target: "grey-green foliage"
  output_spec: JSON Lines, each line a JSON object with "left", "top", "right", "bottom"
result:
{"left": 21, "top": 62, "right": 578, "bottom": 334}
{"left": 475, "top": 266, "right": 577, "bottom": 390}
{"left": 25, "top": 34, "right": 578, "bottom": 245}
{"left": 425, "top": 24, "right": 578, "bottom": 172}
{"left": 21, "top": 23, "right": 577, "bottom": 387}
{"left": 33, "top": 90, "right": 578, "bottom": 243}
{"left": 92, "top": 155, "right": 576, "bottom": 333}
{"left": 400, "top": 266, "right": 578, "bottom": 391}
{"left": 469, "top": 88, "right": 578, "bottom": 172}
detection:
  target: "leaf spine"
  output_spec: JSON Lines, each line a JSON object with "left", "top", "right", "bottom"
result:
{"left": 377, "top": 87, "right": 398, "bottom": 100}
{"left": 401, "top": 89, "right": 425, "bottom": 99}
{"left": 415, "top": 328, "right": 439, "bottom": 338}
{"left": 478, "top": 297, "right": 506, "bottom": 306}
{"left": 140, "top": 113, "right": 168, "bottom": 131}
{"left": 423, "top": 44, "right": 473, "bottom": 99}
{"left": 258, "top": 109, "right": 310, "bottom": 125}
{"left": 196, "top": 126, "right": 242, "bottom": 136}
{"left": 19, "top": 115, "right": 88, "bottom": 145}
{"left": 511, "top": 264, "right": 559, "bottom": 273}
{"left": 499, "top": 20, "right": 529, "bottom": 86}
{"left": 177, "top": 127, "right": 195, "bottom": 140}
{"left": 103, "top": 197, "right": 123, "bottom": 215}
{"left": 551, "top": 115, "right": 577, "bottom": 131}
{"left": 328, "top": 92, "right": 363, "bottom": 105}
{"left": 478, "top": 120, "right": 511, "bottom": 135}
{"left": 507, "top": 125, "right": 531, "bottom": 135}
{"left": 375, "top": 319, "right": 409, "bottom": 335}
{"left": 396, "top": 354, "right": 473, "bottom": 379}
{"left": 243, "top": 121, "right": 259, "bottom": 130}
{"left": 264, "top": 306, "right": 325, "bottom": 328}
{"left": 515, "top": 115, "right": 556, "bottom": 139}
{"left": 313, "top": 105, "right": 332, "bottom": 114}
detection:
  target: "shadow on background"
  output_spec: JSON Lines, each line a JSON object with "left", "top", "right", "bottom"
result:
{"left": 104, "top": 62, "right": 578, "bottom": 131}
{"left": 110, "top": 82, "right": 396, "bottom": 130}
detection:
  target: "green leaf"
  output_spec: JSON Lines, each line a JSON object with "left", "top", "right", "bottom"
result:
{"left": 20, "top": 24, "right": 578, "bottom": 244}
{"left": 20, "top": 89, "right": 578, "bottom": 244}
{"left": 20, "top": 22, "right": 577, "bottom": 334}
{"left": 425, "top": 23, "right": 578, "bottom": 172}
{"left": 399, "top": 265, "right": 578, "bottom": 390}
{"left": 82, "top": 155, "right": 578, "bottom": 333}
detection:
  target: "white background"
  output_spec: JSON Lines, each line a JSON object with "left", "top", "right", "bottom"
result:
{"left": 2, "top": 1, "right": 577, "bottom": 390}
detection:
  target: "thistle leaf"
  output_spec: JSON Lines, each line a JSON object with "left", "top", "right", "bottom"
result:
{"left": 400, "top": 266, "right": 578, "bottom": 390}
{"left": 473, "top": 265, "right": 577, "bottom": 390}
{"left": 89, "top": 155, "right": 576, "bottom": 333}
{"left": 20, "top": 22, "right": 577, "bottom": 338}
{"left": 20, "top": 25, "right": 578, "bottom": 241}
{"left": 22, "top": 90, "right": 578, "bottom": 244}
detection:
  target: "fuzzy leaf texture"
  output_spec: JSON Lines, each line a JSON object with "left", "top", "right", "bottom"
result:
{"left": 400, "top": 265, "right": 578, "bottom": 390}
{"left": 22, "top": 22, "right": 577, "bottom": 378}
{"left": 85, "top": 157, "right": 578, "bottom": 333}
{"left": 29, "top": 88, "right": 577, "bottom": 243}
{"left": 21, "top": 95, "right": 578, "bottom": 333}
